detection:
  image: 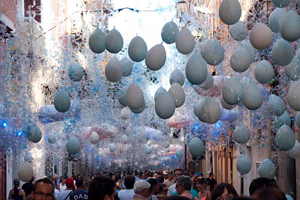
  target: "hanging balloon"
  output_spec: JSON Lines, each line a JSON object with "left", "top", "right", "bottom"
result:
{"left": 155, "top": 92, "right": 176, "bottom": 119}
{"left": 185, "top": 53, "right": 208, "bottom": 85}
{"left": 18, "top": 162, "right": 34, "bottom": 182}
{"left": 54, "top": 89, "right": 71, "bottom": 113}
{"left": 66, "top": 136, "right": 80, "bottom": 154}
{"left": 161, "top": 21, "right": 179, "bottom": 44}
{"left": 268, "top": 94, "right": 285, "bottom": 116}
{"left": 286, "top": 140, "right": 300, "bottom": 159}
{"left": 268, "top": 8, "right": 287, "bottom": 33}
{"left": 128, "top": 36, "right": 148, "bottom": 62}
{"left": 222, "top": 78, "right": 242, "bottom": 105}
{"left": 121, "top": 57, "right": 133, "bottom": 77}
{"left": 242, "top": 82, "right": 263, "bottom": 110}
{"left": 176, "top": 150, "right": 182, "bottom": 157}
{"left": 105, "top": 28, "right": 123, "bottom": 53}
{"left": 109, "top": 143, "right": 116, "bottom": 152}
{"left": 283, "top": 57, "right": 300, "bottom": 81}
{"left": 125, "top": 84, "right": 144, "bottom": 110}
{"left": 163, "top": 141, "right": 170, "bottom": 148}
{"left": 26, "top": 124, "right": 42, "bottom": 143}
{"left": 131, "top": 100, "right": 146, "bottom": 114}
{"left": 195, "top": 97, "right": 221, "bottom": 124}
{"left": 201, "top": 39, "right": 224, "bottom": 65}
{"left": 258, "top": 158, "right": 276, "bottom": 179}
{"left": 255, "top": 60, "right": 274, "bottom": 84}
{"left": 240, "top": 40, "right": 256, "bottom": 63}
{"left": 117, "top": 85, "right": 129, "bottom": 106}
{"left": 176, "top": 28, "right": 195, "bottom": 55}
{"left": 272, "top": 111, "right": 291, "bottom": 131}
{"left": 90, "top": 132, "right": 100, "bottom": 144}
{"left": 233, "top": 123, "right": 251, "bottom": 144}
{"left": 230, "top": 47, "right": 252, "bottom": 72}
{"left": 229, "top": 21, "right": 248, "bottom": 41}
{"left": 105, "top": 56, "right": 122, "bottom": 82}
{"left": 287, "top": 81, "right": 300, "bottom": 111}
{"left": 250, "top": 23, "right": 273, "bottom": 50}
{"left": 68, "top": 64, "right": 84, "bottom": 82}
{"left": 170, "top": 68, "right": 185, "bottom": 86}
{"left": 188, "top": 137, "right": 204, "bottom": 157}
{"left": 220, "top": 95, "right": 234, "bottom": 110}
{"left": 272, "top": 0, "right": 290, "bottom": 7}
{"left": 145, "top": 44, "right": 166, "bottom": 71}
{"left": 271, "top": 39, "right": 293, "bottom": 66}
{"left": 296, "top": 112, "right": 300, "bottom": 128}
{"left": 280, "top": 10, "right": 300, "bottom": 42}
{"left": 24, "top": 153, "right": 33, "bottom": 163}
{"left": 154, "top": 87, "right": 167, "bottom": 102}
{"left": 236, "top": 154, "right": 251, "bottom": 175}
{"left": 168, "top": 83, "right": 185, "bottom": 108}
{"left": 48, "top": 134, "right": 56, "bottom": 144}
{"left": 89, "top": 27, "right": 106, "bottom": 54}
{"left": 121, "top": 107, "right": 131, "bottom": 120}
{"left": 219, "top": 0, "right": 241, "bottom": 25}
{"left": 200, "top": 72, "right": 214, "bottom": 90}
{"left": 275, "top": 125, "right": 296, "bottom": 151}
{"left": 146, "top": 145, "right": 153, "bottom": 154}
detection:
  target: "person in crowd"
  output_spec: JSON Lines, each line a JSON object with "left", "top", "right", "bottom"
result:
{"left": 88, "top": 176, "right": 116, "bottom": 200}
{"left": 163, "top": 175, "right": 174, "bottom": 189}
{"left": 168, "top": 169, "right": 183, "bottom": 196}
{"left": 189, "top": 172, "right": 195, "bottom": 179}
{"left": 159, "top": 184, "right": 168, "bottom": 195}
{"left": 196, "top": 178, "right": 209, "bottom": 200}
{"left": 22, "top": 177, "right": 34, "bottom": 197}
{"left": 132, "top": 180, "right": 151, "bottom": 200}
{"left": 198, "top": 174, "right": 203, "bottom": 179}
{"left": 53, "top": 174, "right": 60, "bottom": 191}
{"left": 57, "top": 177, "right": 74, "bottom": 200}
{"left": 118, "top": 175, "right": 135, "bottom": 200}
{"left": 157, "top": 173, "right": 164, "bottom": 184}
{"left": 8, "top": 178, "right": 26, "bottom": 200}
{"left": 191, "top": 175, "right": 199, "bottom": 191}
{"left": 206, "top": 173, "right": 217, "bottom": 192}
{"left": 210, "top": 183, "right": 238, "bottom": 200}
{"left": 59, "top": 177, "right": 67, "bottom": 192}
{"left": 140, "top": 173, "right": 148, "bottom": 181}
{"left": 148, "top": 178, "right": 160, "bottom": 200}
{"left": 70, "top": 177, "right": 88, "bottom": 200}
{"left": 175, "top": 176, "right": 199, "bottom": 200}
{"left": 30, "top": 178, "right": 55, "bottom": 200}
{"left": 248, "top": 177, "right": 274, "bottom": 196}
{"left": 251, "top": 187, "right": 286, "bottom": 200}
{"left": 167, "top": 196, "right": 191, "bottom": 200}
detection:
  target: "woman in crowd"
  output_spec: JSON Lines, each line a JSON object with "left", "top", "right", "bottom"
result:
{"left": 196, "top": 178, "right": 210, "bottom": 200}
{"left": 210, "top": 183, "right": 238, "bottom": 200}
{"left": 8, "top": 179, "right": 26, "bottom": 200}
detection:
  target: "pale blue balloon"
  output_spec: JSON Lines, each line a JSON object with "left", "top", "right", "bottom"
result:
{"left": 202, "top": 39, "right": 224, "bottom": 65}
{"left": 233, "top": 123, "right": 250, "bottom": 144}
{"left": 131, "top": 100, "right": 146, "bottom": 114}
{"left": 272, "top": 0, "right": 290, "bottom": 7}
{"left": 222, "top": 78, "right": 242, "bottom": 105}
{"left": 155, "top": 92, "right": 175, "bottom": 119}
{"left": 128, "top": 36, "right": 148, "bottom": 62}
{"left": 154, "top": 87, "right": 167, "bottom": 102}
{"left": 185, "top": 53, "right": 207, "bottom": 85}
{"left": 271, "top": 39, "right": 293, "bottom": 66}
{"left": 296, "top": 112, "right": 300, "bottom": 128}
{"left": 26, "top": 124, "right": 42, "bottom": 143}
{"left": 24, "top": 152, "right": 33, "bottom": 163}
{"left": 273, "top": 111, "right": 291, "bottom": 129}
{"left": 258, "top": 158, "right": 276, "bottom": 179}
{"left": 66, "top": 136, "right": 80, "bottom": 154}
{"left": 231, "top": 47, "right": 252, "bottom": 72}
{"left": 68, "top": 63, "right": 84, "bottom": 82}
{"left": 280, "top": 10, "right": 300, "bottom": 42}
{"left": 287, "top": 81, "right": 300, "bottom": 111}
{"left": 275, "top": 124, "right": 296, "bottom": 151}
{"left": 105, "top": 28, "right": 123, "bottom": 54}
{"left": 126, "top": 84, "right": 144, "bottom": 110}
{"left": 268, "top": 8, "right": 287, "bottom": 33}
{"left": 283, "top": 57, "right": 300, "bottom": 81}
{"left": 105, "top": 56, "right": 122, "bottom": 82}
{"left": 170, "top": 68, "right": 185, "bottom": 86}
{"left": 121, "top": 57, "right": 133, "bottom": 77}
{"left": 229, "top": 21, "right": 248, "bottom": 41}
{"left": 161, "top": 21, "right": 179, "bottom": 44}
{"left": 145, "top": 44, "right": 166, "bottom": 71}
{"left": 117, "top": 86, "right": 129, "bottom": 106}
{"left": 236, "top": 154, "right": 251, "bottom": 175}
{"left": 54, "top": 89, "right": 71, "bottom": 113}
{"left": 110, "top": 143, "right": 116, "bottom": 152}
{"left": 146, "top": 145, "right": 152, "bottom": 154}
{"left": 197, "top": 97, "right": 221, "bottom": 124}
{"left": 240, "top": 40, "right": 256, "bottom": 63}
{"left": 242, "top": 82, "right": 263, "bottom": 110}
{"left": 176, "top": 28, "right": 195, "bottom": 55}
{"left": 219, "top": 0, "right": 241, "bottom": 25}
{"left": 188, "top": 137, "right": 204, "bottom": 157}
{"left": 255, "top": 60, "right": 274, "bottom": 84}
{"left": 89, "top": 28, "right": 105, "bottom": 54}
{"left": 268, "top": 94, "right": 285, "bottom": 116}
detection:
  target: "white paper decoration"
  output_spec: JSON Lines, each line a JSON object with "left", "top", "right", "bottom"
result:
{"left": 24, "top": 153, "right": 33, "bottom": 163}
{"left": 258, "top": 158, "right": 276, "bottom": 179}
{"left": 105, "top": 28, "right": 123, "bottom": 53}
{"left": 268, "top": 94, "right": 285, "bottom": 116}
{"left": 161, "top": 21, "right": 179, "bottom": 44}
{"left": 68, "top": 64, "right": 84, "bottom": 82}
{"left": 255, "top": 60, "right": 274, "bottom": 84}
{"left": 170, "top": 68, "right": 185, "bottom": 86}
{"left": 18, "top": 162, "right": 34, "bottom": 182}
{"left": 145, "top": 44, "right": 166, "bottom": 71}
{"left": 222, "top": 78, "right": 242, "bottom": 105}
{"left": 272, "top": 0, "right": 290, "bottom": 7}
{"left": 271, "top": 39, "right": 293, "bottom": 66}
{"left": 26, "top": 125, "right": 42, "bottom": 143}
{"left": 287, "top": 81, "right": 300, "bottom": 111}
{"left": 275, "top": 125, "right": 296, "bottom": 151}
{"left": 89, "top": 28, "right": 105, "bottom": 54}
{"left": 54, "top": 89, "right": 71, "bottom": 113}
{"left": 242, "top": 82, "right": 263, "bottom": 110}
{"left": 201, "top": 39, "right": 224, "bottom": 65}
{"left": 229, "top": 21, "right": 248, "bottom": 41}
{"left": 219, "top": 0, "right": 241, "bottom": 25}
{"left": 176, "top": 28, "right": 195, "bottom": 55}
{"left": 188, "top": 138, "right": 205, "bottom": 157}
{"left": 110, "top": 143, "right": 116, "bottom": 152}
{"left": 66, "top": 136, "right": 80, "bottom": 154}
{"left": 168, "top": 83, "right": 185, "bottom": 108}
{"left": 233, "top": 123, "right": 251, "bottom": 144}
{"left": 155, "top": 92, "right": 176, "bottom": 119}
{"left": 236, "top": 154, "right": 251, "bottom": 175}
{"left": 105, "top": 56, "right": 122, "bottom": 82}
{"left": 125, "top": 84, "right": 144, "bottom": 110}
{"left": 268, "top": 8, "right": 287, "bottom": 33}
{"left": 128, "top": 36, "right": 148, "bottom": 62}
{"left": 185, "top": 53, "right": 207, "bottom": 85}
{"left": 48, "top": 134, "right": 56, "bottom": 144}
{"left": 280, "top": 10, "right": 300, "bottom": 42}
{"left": 250, "top": 23, "right": 273, "bottom": 50}
{"left": 284, "top": 57, "right": 300, "bottom": 81}
{"left": 90, "top": 132, "right": 99, "bottom": 144}
{"left": 230, "top": 47, "right": 252, "bottom": 72}
{"left": 286, "top": 140, "right": 300, "bottom": 159}
{"left": 121, "top": 57, "right": 133, "bottom": 77}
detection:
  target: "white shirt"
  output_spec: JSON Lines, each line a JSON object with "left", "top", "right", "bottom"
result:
{"left": 118, "top": 189, "right": 135, "bottom": 200}
{"left": 167, "top": 183, "right": 176, "bottom": 196}
{"left": 54, "top": 189, "right": 60, "bottom": 198}
{"left": 60, "top": 183, "right": 67, "bottom": 192}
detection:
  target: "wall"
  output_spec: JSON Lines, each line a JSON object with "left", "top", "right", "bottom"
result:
{"left": 0, "top": 0, "right": 17, "bottom": 30}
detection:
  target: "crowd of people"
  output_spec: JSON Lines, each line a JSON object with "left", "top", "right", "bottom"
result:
{"left": 8, "top": 169, "right": 293, "bottom": 200}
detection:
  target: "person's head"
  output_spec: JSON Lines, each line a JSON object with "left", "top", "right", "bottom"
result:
{"left": 159, "top": 184, "right": 168, "bottom": 195}
{"left": 154, "top": 173, "right": 159, "bottom": 179}
{"left": 210, "top": 183, "right": 238, "bottom": 200}
{"left": 176, "top": 175, "right": 192, "bottom": 195}
{"left": 190, "top": 172, "right": 195, "bottom": 178}
{"left": 168, "top": 174, "right": 174, "bottom": 181}
{"left": 89, "top": 176, "right": 116, "bottom": 200}
{"left": 14, "top": 178, "right": 20, "bottom": 187}
{"left": 199, "top": 173, "right": 204, "bottom": 177}
{"left": 141, "top": 173, "right": 147, "bottom": 180}
{"left": 174, "top": 169, "right": 183, "bottom": 180}
{"left": 75, "top": 177, "right": 84, "bottom": 188}
{"left": 52, "top": 174, "right": 58, "bottom": 180}
{"left": 72, "top": 174, "right": 77, "bottom": 180}
{"left": 65, "top": 177, "right": 74, "bottom": 189}
{"left": 249, "top": 177, "right": 274, "bottom": 196}
{"left": 31, "top": 178, "right": 54, "bottom": 200}
{"left": 251, "top": 187, "right": 286, "bottom": 200}
{"left": 209, "top": 172, "right": 214, "bottom": 179}
{"left": 148, "top": 178, "right": 159, "bottom": 194}
{"left": 196, "top": 178, "right": 207, "bottom": 191}
{"left": 124, "top": 175, "right": 135, "bottom": 189}
{"left": 134, "top": 180, "right": 151, "bottom": 198}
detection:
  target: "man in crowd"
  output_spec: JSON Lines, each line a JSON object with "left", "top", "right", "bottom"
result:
{"left": 70, "top": 177, "right": 88, "bottom": 200}
{"left": 168, "top": 169, "right": 183, "bottom": 196}
{"left": 31, "top": 178, "right": 54, "bottom": 200}
{"left": 163, "top": 174, "right": 174, "bottom": 189}
{"left": 176, "top": 176, "right": 199, "bottom": 200}
{"left": 131, "top": 181, "right": 151, "bottom": 200}
{"left": 206, "top": 173, "right": 217, "bottom": 192}
{"left": 89, "top": 176, "right": 116, "bottom": 200}
{"left": 58, "top": 177, "right": 74, "bottom": 200}
{"left": 118, "top": 175, "right": 135, "bottom": 200}
{"left": 22, "top": 176, "right": 34, "bottom": 197}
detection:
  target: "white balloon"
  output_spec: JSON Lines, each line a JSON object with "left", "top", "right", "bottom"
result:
{"left": 121, "top": 107, "right": 131, "bottom": 120}
{"left": 250, "top": 23, "right": 273, "bottom": 50}
{"left": 89, "top": 28, "right": 105, "bottom": 54}
{"left": 121, "top": 57, "right": 133, "bottom": 77}
{"left": 125, "top": 84, "right": 144, "bottom": 110}
{"left": 18, "top": 162, "right": 34, "bottom": 182}
{"left": 242, "top": 82, "right": 263, "bottom": 110}
{"left": 110, "top": 143, "right": 116, "bottom": 152}
{"left": 105, "top": 56, "right": 122, "bottom": 82}
{"left": 26, "top": 125, "right": 42, "bottom": 143}
{"left": 280, "top": 10, "right": 300, "bottom": 42}
{"left": 236, "top": 154, "right": 251, "bottom": 175}
{"left": 268, "top": 94, "right": 285, "bottom": 116}
{"left": 268, "top": 8, "right": 287, "bottom": 33}
{"left": 255, "top": 60, "right": 274, "bottom": 84}
{"left": 176, "top": 28, "right": 195, "bottom": 55}
{"left": 222, "top": 78, "right": 242, "bottom": 105}
{"left": 161, "top": 21, "right": 179, "bottom": 44}
{"left": 200, "top": 72, "right": 214, "bottom": 90}
{"left": 68, "top": 64, "right": 84, "bottom": 82}
{"left": 271, "top": 39, "right": 293, "bottom": 66}
{"left": 66, "top": 136, "right": 80, "bottom": 154}
{"left": 105, "top": 28, "right": 123, "bottom": 53}
{"left": 24, "top": 153, "right": 33, "bottom": 163}
{"left": 145, "top": 44, "right": 166, "bottom": 71}
{"left": 219, "top": 0, "right": 241, "bottom": 25}
{"left": 202, "top": 39, "right": 224, "bottom": 65}
{"left": 54, "top": 89, "right": 71, "bottom": 113}
{"left": 128, "top": 36, "right": 148, "bottom": 62}
{"left": 188, "top": 138, "right": 205, "bottom": 157}
{"left": 272, "top": 0, "right": 290, "bottom": 7}
{"left": 168, "top": 83, "right": 185, "bottom": 108}
{"left": 155, "top": 92, "right": 176, "bottom": 119}
{"left": 275, "top": 124, "right": 296, "bottom": 151}
{"left": 170, "top": 68, "right": 185, "bottom": 86}
{"left": 48, "top": 134, "right": 56, "bottom": 144}
{"left": 233, "top": 123, "right": 251, "bottom": 144}
{"left": 230, "top": 47, "right": 251, "bottom": 72}
{"left": 286, "top": 140, "right": 300, "bottom": 159}
{"left": 229, "top": 21, "right": 248, "bottom": 41}
{"left": 185, "top": 53, "right": 207, "bottom": 85}
{"left": 258, "top": 158, "right": 276, "bottom": 179}
{"left": 287, "top": 81, "right": 300, "bottom": 111}
{"left": 90, "top": 132, "right": 100, "bottom": 144}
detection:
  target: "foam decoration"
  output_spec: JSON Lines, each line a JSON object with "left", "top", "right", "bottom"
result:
{"left": 90, "top": 131, "right": 100, "bottom": 144}
{"left": 197, "top": 97, "right": 221, "bottom": 124}
{"left": 229, "top": 21, "right": 248, "bottom": 41}
{"left": 18, "top": 162, "right": 34, "bottom": 182}
{"left": 222, "top": 78, "right": 242, "bottom": 105}
{"left": 26, "top": 125, "right": 42, "bottom": 143}
{"left": 110, "top": 143, "right": 116, "bottom": 152}
{"left": 68, "top": 63, "right": 84, "bottom": 82}
{"left": 284, "top": 57, "right": 300, "bottom": 81}
{"left": 200, "top": 72, "right": 214, "bottom": 90}
{"left": 24, "top": 153, "right": 33, "bottom": 163}
{"left": 154, "top": 87, "right": 167, "bottom": 102}
{"left": 118, "top": 86, "right": 129, "bottom": 106}
{"left": 286, "top": 140, "right": 300, "bottom": 159}
{"left": 242, "top": 82, "right": 263, "bottom": 110}
{"left": 219, "top": 0, "right": 241, "bottom": 25}
{"left": 128, "top": 36, "right": 148, "bottom": 62}
{"left": 161, "top": 21, "right": 179, "bottom": 44}
{"left": 233, "top": 123, "right": 251, "bottom": 144}
{"left": 176, "top": 28, "right": 195, "bottom": 55}
{"left": 146, "top": 145, "right": 152, "bottom": 154}
{"left": 66, "top": 136, "right": 80, "bottom": 154}
{"left": 188, "top": 137, "right": 204, "bottom": 157}
{"left": 125, "top": 84, "right": 144, "bottom": 109}
{"left": 89, "top": 27, "right": 105, "bottom": 54}
{"left": 201, "top": 39, "right": 224, "bottom": 65}
{"left": 48, "top": 134, "right": 56, "bottom": 144}
{"left": 54, "top": 89, "right": 71, "bottom": 113}
{"left": 185, "top": 53, "right": 207, "bottom": 85}
{"left": 168, "top": 83, "right": 185, "bottom": 108}
{"left": 240, "top": 40, "right": 256, "bottom": 63}
{"left": 280, "top": 10, "right": 300, "bottom": 42}
{"left": 268, "top": 94, "right": 285, "bottom": 116}
{"left": 258, "top": 158, "right": 276, "bottom": 179}
{"left": 230, "top": 47, "right": 252, "bottom": 72}
{"left": 268, "top": 8, "right": 287, "bottom": 33}
{"left": 255, "top": 60, "right": 274, "bottom": 84}
{"left": 170, "top": 68, "right": 185, "bottom": 86}
{"left": 275, "top": 125, "right": 296, "bottom": 151}
{"left": 105, "top": 56, "right": 122, "bottom": 82}
{"left": 131, "top": 100, "right": 146, "bottom": 114}
{"left": 236, "top": 154, "right": 251, "bottom": 175}
{"left": 121, "top": 107, "right": 131, "bottom": 120}
{"left": 273, "top": 111, "right": 291, "bottom": 129}
{"left": 121, "top": 57, "right": 133, "bottom": 77}
{"left": 155, "top": 91, "right": 176, "bottom": 119}
{"left": 296, "top": 112, "right": 300, "bottom": 128}
{"left": 272, "top": 0, "right": 290, "bottom": 8}
{"left": 145, "top": 44, "right": 166, "bottom": 71}
{"left": 220, "top": 95, "right": 234, "bottom": 110}
{"left": 272, "top": 39, "right": 293, "bottom": 66}
{"left": 250, "top": 23, "right": 273, "bottom": 50}
{"left": 105, "top": 28, "right": 123, "bottom": 53}
{"left": 287, "top": 81, "right": 300, "bottom": 111}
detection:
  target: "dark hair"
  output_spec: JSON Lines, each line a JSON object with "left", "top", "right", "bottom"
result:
{"left": 76, "top": 177, "right": 84, "bottom": 187}
{"left": 148, "top": 178, "right": 158, "bottom": 193}
{"left": 209, "top": 172, "right": 214, "bottom": 177}
{"left": 249, "top": 177, "right": 274, "bottom": 196}
{"left": 197, "top": 178, "right": 207, "bottom": 185}
{"left": 89, "top": 176, "right": 116, "bottom": 200}
{"left": 167, "top": 196, "right": 191, "bottom": 200}
{"left": 232, "top": 197, "right": 254, "bottom": 200}
{"left": 159, "top": 184, "right": 167, "bottom": 193}
{"left": 251, "top": 187, "right": 286, "bottom": 200}
{"left": 210, "top": 183, "right": 238, "bottom": 200}
{"left": 13, "top": 179, "right": 20, "bottom": 199}
{"left": 199, "top": 173, "right": 203, "bottom": 177}
{"left": 124, "top": 175, "right": 135, "bottom": 189}
{"left": 33, "top": 178, "right": 55, "bottom": 194}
